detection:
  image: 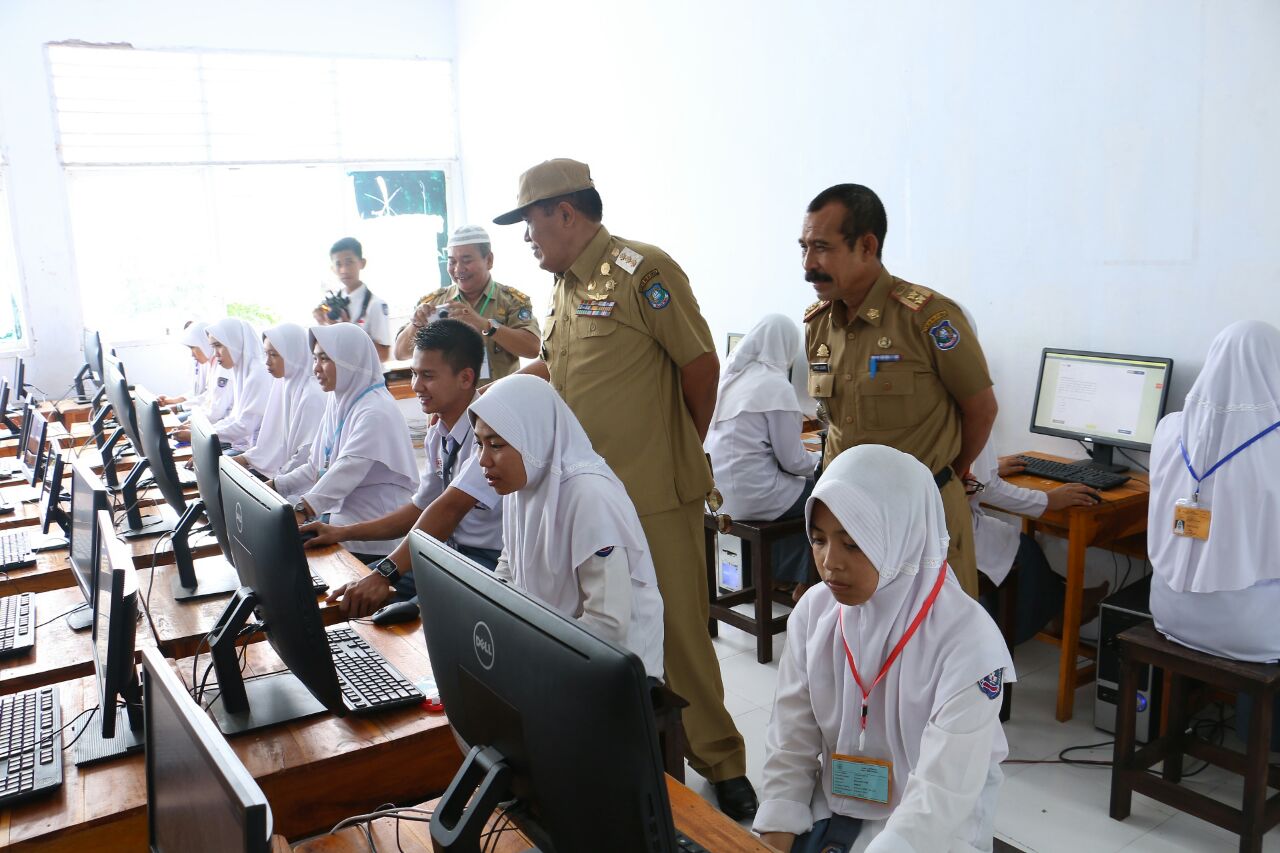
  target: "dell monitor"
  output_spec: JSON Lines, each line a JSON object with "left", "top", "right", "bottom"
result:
{"left": 20, "top": 406, "right": 49, "bottom": 488}
{"left": 71, "top": 510, "right": 145, "bottom": 766}
{"left": 190, "top": 412, "right": 234, "bottom": 563}
{"left": 135, "top": 390, "right": 238, "bottom": 601}
{"left": 1030, "top": 348, "right": 1174, "bottom": 473}
{"left": 67, "top": 460, "right": 111, "bottom": 631}
{"left": 0, "top": 378, "right": 18, "bottom": 435}
{"left": 76, "top": 328, "right": 108, "bottom": 407}
{"left": 102, "top": 358, "right": 176, "bottom": 538}
{"left": 39, "top": 448, "right": 70, "bottom": 536}
{"left": 11, "top": 357, "right": 27, "bottom": 405}
{"left": 141, "top": 646, "right": 274, "bottom": 853}
{"left": 408, "top": 530, "right": 678, "bottom": 853}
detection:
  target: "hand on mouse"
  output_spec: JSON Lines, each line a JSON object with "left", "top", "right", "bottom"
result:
{"left": 1045, "top": 482, "right": 1102, "bottom": 511}
{"left": 299, "top": 520, "right": 342, "bottom": 549}
{"left": 326, "top": 572, "right": 396, "bottom": 618}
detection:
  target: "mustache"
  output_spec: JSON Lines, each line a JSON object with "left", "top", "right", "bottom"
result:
{"left": 805, "top": 270, "right": 833, "bottom": 284}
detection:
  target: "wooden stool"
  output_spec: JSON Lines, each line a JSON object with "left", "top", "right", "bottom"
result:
{"left": 1110, "top": 622, "right": 1280, "bottom": 853}
{"left": 702, "top": 514, "right": 812, "bottom": 664}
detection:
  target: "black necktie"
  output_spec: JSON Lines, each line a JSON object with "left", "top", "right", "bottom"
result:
{"left": 441, "top": 436, "right": 461, "bottom": 488}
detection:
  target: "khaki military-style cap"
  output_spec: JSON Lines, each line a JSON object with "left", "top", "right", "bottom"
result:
{"left": 492, "top": 159, "right": 595, "bottom": 225}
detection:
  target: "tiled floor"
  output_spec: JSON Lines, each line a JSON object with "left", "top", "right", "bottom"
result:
{"left": 690, "top": 618, "right": 1280, "bottom": 852}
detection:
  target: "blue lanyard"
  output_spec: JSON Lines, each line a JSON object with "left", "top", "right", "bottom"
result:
{"left": 1179, "top": 419, "right": 1280, "bottom": 500}
{"left": 323, "top": 382, "right": 384, "bottom": 470}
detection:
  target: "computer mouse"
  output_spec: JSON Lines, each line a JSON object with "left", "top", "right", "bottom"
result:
{"left": 371, "top": 599, "right": 420, "bottom": 626}
{"left": 298, "top": 529, "right": 319, "bottom": 542}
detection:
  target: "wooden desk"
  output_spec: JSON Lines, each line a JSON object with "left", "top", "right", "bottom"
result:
{"left": 0, "top": 621, "right": 462, "bottom": 851}
{"left": 0, "top": 549, "right": 75, "bottom": 597}
{"left": 142, "top": 545, "right": 367, "bottom": 659}
{"left": 0, "top": 586, "right": 158, "bottom": 696}
{"left": 291, "top": 776, "right": 772, "bottom": 852}
{"left": 0, "top": 494, "right": 45, "bottom": 531}
{"left": 39, "top": 399, "right": 94, "bottom": 426}
{"left": 992, "top": 451, "right": 1151, "bottom": 722}
{"left": 383, "top": 359, "right": 415, "bottom": 401}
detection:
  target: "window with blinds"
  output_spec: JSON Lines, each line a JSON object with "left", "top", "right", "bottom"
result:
{"left": 49, "top": 44, "right": 457, "bottom": 342}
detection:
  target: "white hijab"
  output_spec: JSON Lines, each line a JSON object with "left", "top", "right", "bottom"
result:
{"left": 1150, "top": 320, "right": 1280, "bottom": 594}
{"left": 712, "top": 314, "right": 805, "bottom": 424}
{"left": 468, "top": 375, "right": 658, "bottom": 613}
{"left": 307, "top": 324, "right": 417, "bottom": 489}
{"left": 806, "top": 445, "right": 1012, "bottom": 815}
{"left": 244, "top": 323, "right": 326, "bottom": 477}
{"left": 181, "top": 320, "right": 215, "bottom": 396}
{"left": 206, "top": 318, "right": 272, "bottom": 428}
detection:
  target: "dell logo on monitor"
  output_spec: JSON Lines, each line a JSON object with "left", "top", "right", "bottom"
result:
{"left": 235, "top": 502, "right": 243, "bottom": 533}
{"left": 473, "top": 621, "right": 495, "bottom": 670}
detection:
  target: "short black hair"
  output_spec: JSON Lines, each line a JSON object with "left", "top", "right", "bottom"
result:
{"left": 807, "top": 184, "right": 887, "bottom": 258}
{"left": 330, "top": 236, "right": 363, "bottom": 259}
{"left": 414, "top": 318, "right": 484, "bottom": 378}
{"left": 535, "top": 187, "right": 603, "bottom": 223}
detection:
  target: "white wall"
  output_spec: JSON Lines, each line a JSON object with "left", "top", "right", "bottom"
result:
{"left": 0, "top": 0, "right": 456, "bottom": 396}
{"left": 455, "top": 0, "right": 1280, "bottom": 468}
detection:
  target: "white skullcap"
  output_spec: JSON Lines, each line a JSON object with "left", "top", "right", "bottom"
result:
{"left": 446, "top": 225, "right": 491, "bottom": 248}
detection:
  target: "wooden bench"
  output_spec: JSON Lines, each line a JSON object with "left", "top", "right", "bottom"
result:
{"left": 702, "top": 514, "right": 812, "bottom": 664}
{"left": 1110, "top": 621, "right": 1280, "bottom": 853}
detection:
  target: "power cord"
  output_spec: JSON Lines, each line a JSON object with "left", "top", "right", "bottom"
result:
{"left": 36, "top": 602, "right": 88, "bottom": 629}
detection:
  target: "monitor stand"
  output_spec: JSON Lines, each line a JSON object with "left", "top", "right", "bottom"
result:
{"left": 170, "top": 500, "right": 240, "bottom": 601}
{"left": 430, "top": 745, "right": 518, "bottom": 853}
{"left": 71, "top": 688, "right": 144, "bottom": 766}
{"left": 1079, "top": 442, "right": 1129, "bottom": 474}
{"left": 65, "top": 604, "right": 93, "bottom": 632}
{"left": 205, "top": 588, "right": 326, "bottom": 735}
{"left": 116, "top": 460, "right": 179, "bottom": 540}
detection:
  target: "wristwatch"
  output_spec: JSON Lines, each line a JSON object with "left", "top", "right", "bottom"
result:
{"left": 482, "top": 318, "right": 500, "bottom": 337}
{"left": 373, "top": 556, "right": 402, "bottom": 583}
{"left": 292, "top": 499, "right": 310, "bottom": 518}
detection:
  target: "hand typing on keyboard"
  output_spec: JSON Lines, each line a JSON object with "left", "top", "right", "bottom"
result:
{"left": 1045, "top": 482, "right": 1102, "bottom": 509}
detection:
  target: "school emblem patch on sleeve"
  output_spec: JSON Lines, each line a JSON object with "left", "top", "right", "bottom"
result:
{"left": 928, "top": 319, "right": 960, "bottom": 351}
{"left": 594, "top": 546, "right": 615, "bottom": 557}
{"left": 382, "top": 302, "right": 389, "bottom": 315}
{"left": 978, "top": 669, "right": 1003, "bottom": 700}
{"left": 517, "top": 307, "right": 531, "bottom": 321}
{"left": 643, "top": 281, "right": 671, "bottom": 310}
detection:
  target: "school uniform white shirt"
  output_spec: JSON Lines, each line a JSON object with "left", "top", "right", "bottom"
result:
{"left": 412, "top": 404, "right": 504, "bottom": 552}
{"left": 347, "top": 283, "right": 392, "bottom": 347}
{"left": 969, "top": 443, "right": 1048, "bottom": 586}
{"left": 706, "top": 409, "right": 819, "bottom": 520}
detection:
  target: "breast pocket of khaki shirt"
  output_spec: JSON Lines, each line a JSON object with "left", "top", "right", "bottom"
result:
{"left": 572, "top": 316, "right": 620, "bottom": 372}
{"left": 808, "top": 371, "right": 834, "bottom": 398}
{"left": 856, "top": 369, "right": 918, "bottom": 431}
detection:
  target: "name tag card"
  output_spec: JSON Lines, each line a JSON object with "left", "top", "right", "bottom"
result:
{"left": 1173, "top": 499, "right": 1211, "bottom": 540}
{"left": 831, "top": 753, "right": 892, "bottom": 804}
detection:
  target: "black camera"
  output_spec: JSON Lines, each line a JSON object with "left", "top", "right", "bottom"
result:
{"left": 436, "top": 306, "right": 450, "bottom": 321}
{"left": 321, "top": 290, "right": 351, "bottom": 321}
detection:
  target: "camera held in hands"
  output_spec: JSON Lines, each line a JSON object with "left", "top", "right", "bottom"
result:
{"left": 320, "top": 290, "right": 351, "bottom": 322}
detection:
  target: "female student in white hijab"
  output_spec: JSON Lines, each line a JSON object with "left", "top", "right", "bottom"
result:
{"left": 201, "top": 317, "right": 273, "bottom": 451}
{"left": 238, "top": 323, "right": 327, "bottom": 479}
{"left": 705, "top": 314, "right": 820, "bottom": 597}
{"left": 1148, "top": 320, "right": 1280, "bottom": 663}
{"left": 755, "top": 445, "right": 1014, "bottom": 853}
{"left": 162, "top": 320, "right": 234, "bottom": 429}
{"left": 468, "top": 374, "right": 666, "bottom": 680}
{"left": 271, "top": 323, "right": 418, "bottom": 560}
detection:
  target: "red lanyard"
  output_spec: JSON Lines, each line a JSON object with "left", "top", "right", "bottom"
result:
{"left": 838, "top": 563, "right": 948, "bottom": 747}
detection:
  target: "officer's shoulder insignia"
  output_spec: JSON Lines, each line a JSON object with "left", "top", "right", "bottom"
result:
{"left": 639, "top": 269, "right": 661, "bottom": 288}
{"left": 615, "top": 246, "right": 644, "bottom": 275}
{"left": 594, "top": 546, "right": 616, "bottom": 557}
{"left": 928, "top": 317, "right": 961, "bottom": 351}
{"left": 417, "top": 288, "right": 448, "bottom": 306}
{"left": 890, "top": 282, "right": 934, "bottom": 312}
{"left": 978, "top": 669, "right": 1003, "bottom": 700}
{"left": 505, "top": 286, "right": 531, "bottom": 304}
{"left": 803, "top": 300, "right": 831, "bottom": 323}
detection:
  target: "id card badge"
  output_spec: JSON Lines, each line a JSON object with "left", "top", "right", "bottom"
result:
{"left": 480, "top": 347, "right": 491, "bottom": 381}
{"left": 831, "top": 753, "right": 892, "bottom": 804}
{"left": 1173, "top": 498, "right": 1211, "bottom": 540}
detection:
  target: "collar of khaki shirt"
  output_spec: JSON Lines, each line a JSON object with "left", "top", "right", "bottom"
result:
{"left": 831, "top": 265, "right": 895, "bottom": 328}
{"left": 564, "top": 225, "right": 613, "bottom": 286}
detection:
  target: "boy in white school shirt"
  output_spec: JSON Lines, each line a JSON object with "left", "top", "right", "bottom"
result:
{"left": 314, "top": 236, "right": 393, "bottom": 361}
{"left": 755, "top": 445, "right": 1013, "bottom": 853}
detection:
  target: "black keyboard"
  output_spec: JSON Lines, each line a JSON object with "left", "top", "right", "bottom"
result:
{"left": 0, "top": 686, "right": 63, "bottom": 805}
{"left": 1016, "top": 456, "right": 1131, "bottom": 490}
{"left": 0, "top": 530, "right": 35, "bottom": 571}
{"left": 311, "top": 573, "right": 329, "bottom": 594}
{"left": 0, "top": 592, "right": 36, "bottom": 656}
{"left": 326, "top": 625, "right": 422, "bottom": 713}
{"left": 675, "top": 830, "right": 710, "bottom": 852}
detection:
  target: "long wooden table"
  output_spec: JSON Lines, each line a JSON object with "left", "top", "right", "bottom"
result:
{"left": 990, "top": 451, "right": 1151, "bottom": 722}
{"left": 0, "top": 620, "right": 462, "bottom": 851}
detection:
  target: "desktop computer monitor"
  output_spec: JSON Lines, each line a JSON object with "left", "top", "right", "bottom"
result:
{"left": 190, "top": 412, "right": 234, "bottom": 563}
{"left": 408, "top": 530, "right": 677, "bottom": 853}
{"left": 0, "top": 378, "right": 18, "bottom": 435}
{"left": 39, "top": 448, "right": 70, "bottom": 536}
{"left": 135, "top": 390, "right": 238, "bottom": 601}
{"left": 1030, "top": 348, "right": 1174, "bottom": 472}
{"left": 72, "top": 509, "right": 145, "bottom": 766}
{"left": 12, "top": 357, "right": 26, "bottom": 403}
{"left": 20, "top": 407, "right": 49, "bottom": 488}
{"left": 141, "top": 646, "right": 274, "bottom": 853}
{"left": 205, "top": 457, "right": 347, "bottom": 734}
{"left": 726, "top": 332, "right": 744, "bottom": 355}
{"left": 102, "top": 358, "right": 176, "bottom": 538}
{"left": 76, "top": 329, "right": 109, "bottom": 408}
{"left": 68, "top": 460, "right": 110, "bottom": 631}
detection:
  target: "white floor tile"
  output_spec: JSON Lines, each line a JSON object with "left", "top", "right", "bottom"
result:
{"left": 718, "top": 650, "right": 781, "bottom": 710}
{"left": 1118, "top": 809, "right": 1280, "bottom": 852}
{"left": 1010, "top": 638, "right": 1067, "bottom": 679}
{"left": 722, "top": 686, "right": 762, "bottom": 718}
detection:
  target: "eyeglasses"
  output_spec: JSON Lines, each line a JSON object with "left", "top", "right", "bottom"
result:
{"left": 962, "top": 475, "right": 986, "bottom": 497}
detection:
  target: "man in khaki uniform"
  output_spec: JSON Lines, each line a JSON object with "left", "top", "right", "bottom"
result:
{"left": 800, "top": 184, "right": 998, "bottom": 597}
{"left": 493, "top": 159, "right": 757, "bottom": 819}
{"left": 393, "top": 225, "right": 540, "bottom": 383}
